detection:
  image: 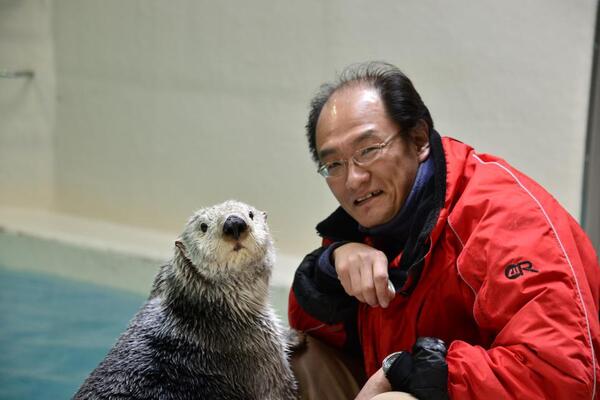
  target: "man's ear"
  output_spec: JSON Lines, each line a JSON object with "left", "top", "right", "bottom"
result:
{"left": 410, "top": 119, "right": 430, "bottom": 163}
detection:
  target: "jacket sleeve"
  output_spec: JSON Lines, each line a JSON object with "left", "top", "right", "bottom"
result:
{"left": 288, "top": 244, "right": 359, "bottom": 350}
{"left": 446, "top": 188, "right": 600, "bottom": 399}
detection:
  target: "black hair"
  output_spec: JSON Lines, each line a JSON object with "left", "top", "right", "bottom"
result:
{"left": 305, "top": 61, "right": 434, "bottom": 163}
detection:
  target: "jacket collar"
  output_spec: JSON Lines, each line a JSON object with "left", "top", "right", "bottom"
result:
{"left": 315, "top": 130, "right": 448, "bottom": 295}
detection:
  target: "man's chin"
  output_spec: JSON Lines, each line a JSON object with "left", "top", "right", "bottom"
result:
{"left": 346, "top": 195, "right": 397, "bottom": 228}
{"left": 351, "top": 211, "right": 392, "bottom": 229}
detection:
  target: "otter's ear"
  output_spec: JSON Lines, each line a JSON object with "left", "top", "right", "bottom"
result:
{"left": 175, "top": 240, "right": 186, "bottom": 252}
{"left": 262, "top": 211, "right": 268, "bottom": 221}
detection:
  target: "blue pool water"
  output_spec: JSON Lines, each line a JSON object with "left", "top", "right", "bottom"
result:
{"left": 0, "top": 266, "right": 290, "bottom": 399}
{"left": 0, "top": 267, "right": 145, "bottom": 399}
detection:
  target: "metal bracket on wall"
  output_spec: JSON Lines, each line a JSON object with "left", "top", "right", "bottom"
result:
{"left": 0, "top": 69, "right": 34, "bottom": 79}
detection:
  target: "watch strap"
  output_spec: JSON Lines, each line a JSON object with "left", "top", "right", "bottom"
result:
{"left": 383, "top": 351, "right": 412, "bottom": 391}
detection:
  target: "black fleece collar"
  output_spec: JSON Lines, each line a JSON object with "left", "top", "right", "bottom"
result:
{"left": 315, "top": 130, "right": 447, "bottom": 295}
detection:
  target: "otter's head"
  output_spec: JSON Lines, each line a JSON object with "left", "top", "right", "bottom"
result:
{"left": 175, "top": 200, "right": 274, "bottom": 280}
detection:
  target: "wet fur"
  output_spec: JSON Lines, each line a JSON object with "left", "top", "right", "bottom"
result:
{"left": 74, "top": 201, "right": 297, "bottom": 400}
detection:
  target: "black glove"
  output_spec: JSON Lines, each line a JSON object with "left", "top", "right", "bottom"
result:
{"left": 291, "top": 247, "right": 358, "bottom": 324}
{"left": 384, "top": 337, "right": 449, "bottom": 400}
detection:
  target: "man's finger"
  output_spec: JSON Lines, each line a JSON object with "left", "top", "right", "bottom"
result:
{"left": 336, "top": 263, "right": 352, "bottom": 296}
{"left": 349, "top": 260, "right": 365, "bottom": 303}
{"left": 373, "top": 255, "right": 391, "bottom": 308}
{"left": 360, "top": 261, "right": 378, "bottom": 306}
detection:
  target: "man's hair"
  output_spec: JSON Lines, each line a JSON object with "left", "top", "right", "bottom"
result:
{"left": 305, "top": 61, "right": 434, "bottom": 163}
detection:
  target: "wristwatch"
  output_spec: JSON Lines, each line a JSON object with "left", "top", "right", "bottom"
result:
{"left": 382, "top": 351, "right": 404, "bottom": 376}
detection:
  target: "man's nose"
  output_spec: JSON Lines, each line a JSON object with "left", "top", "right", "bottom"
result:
{"left": 345, "top": 162, "right": 370, "bottom": 190}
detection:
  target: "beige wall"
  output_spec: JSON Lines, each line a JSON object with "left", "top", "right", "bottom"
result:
{"left": 0, "top": 0, "right": 55, "bottom": 210}
{"left": 1, "top": 0, "right": 596, "bottom": 261}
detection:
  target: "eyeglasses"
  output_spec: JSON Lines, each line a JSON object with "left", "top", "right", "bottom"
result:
{"left": 317, "top": 133, "right": 399, "bottom": 178}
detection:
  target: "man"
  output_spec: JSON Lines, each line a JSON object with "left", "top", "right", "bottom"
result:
{"left": 288, "top": 62, "right": 600, "bottom": 399}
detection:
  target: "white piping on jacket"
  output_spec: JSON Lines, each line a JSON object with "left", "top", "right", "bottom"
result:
{"left": 446, "top": 221, "right": 473, "bottom": 295}
{"left": 471, "top": 153, "right": 596, "bottom": 398}
{"left": 447, "top": 218, "right": 482, "bottom": 328}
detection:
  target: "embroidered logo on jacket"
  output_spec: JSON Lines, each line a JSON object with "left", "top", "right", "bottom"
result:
{"left": 504, "top": 260, "right": 538, "bottom": 280}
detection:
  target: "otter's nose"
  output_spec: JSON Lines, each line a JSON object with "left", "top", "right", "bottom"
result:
{"left": 223, "top": 215, "right": 247, "bottom": 240}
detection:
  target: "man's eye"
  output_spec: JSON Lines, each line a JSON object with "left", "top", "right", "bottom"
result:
{"left": 360, "top": 146, "right": 378, "bottom": 156}
{"left": 356, "top": 146, "right": 380, "bottom": 161}
{"left": 327, "top": 161, "right": 343, "bottom": 171}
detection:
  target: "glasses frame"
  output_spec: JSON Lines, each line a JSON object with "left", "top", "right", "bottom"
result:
{"left": 317, "top": 132, "right": 400, "bottom": 178}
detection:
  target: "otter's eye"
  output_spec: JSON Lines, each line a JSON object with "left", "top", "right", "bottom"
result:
{"left": 249, "top": 211, "right": 254, "bottom": 220}
{"left": 200, "top": 223, "right": 208, "bottom": 233}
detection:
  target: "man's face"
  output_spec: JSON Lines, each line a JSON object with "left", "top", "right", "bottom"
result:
{"left": 315, "top": 85, "right": 429, "bottom": 228}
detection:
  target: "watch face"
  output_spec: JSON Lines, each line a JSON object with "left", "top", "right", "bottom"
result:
{"left": 383, "top": 351, "right": 404, "bottom": 374}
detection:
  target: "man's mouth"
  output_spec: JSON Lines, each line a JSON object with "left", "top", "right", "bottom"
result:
{"left": 354, "top": 190, "right": 383, "bottom": 205}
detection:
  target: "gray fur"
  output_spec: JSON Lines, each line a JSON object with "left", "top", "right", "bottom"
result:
{"left": 74, "top": 200, "right": 297, "bottom": 400}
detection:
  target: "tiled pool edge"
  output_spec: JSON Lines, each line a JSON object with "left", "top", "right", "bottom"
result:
{"left": 0, "top": 229, "right": 160, "bottom": 296}
{"left": 0, "top": 207, "right": 297, "bottom": 319}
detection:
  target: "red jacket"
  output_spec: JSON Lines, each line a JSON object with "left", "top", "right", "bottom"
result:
{"left": 289, "top": 134, "right": 600, "bottom": 399}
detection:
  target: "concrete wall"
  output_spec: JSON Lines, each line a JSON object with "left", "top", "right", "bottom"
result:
{"left": 50, "top": 0, "right": 597, "bottom": 257}
{"left": 52, "top": 0, "right": 336, "bottom": 258}
{"left": 0, "top": 0, "right": 55, "bottom": 210}
{"left": 1, "top": 0, "right": 597, "bottom": 278}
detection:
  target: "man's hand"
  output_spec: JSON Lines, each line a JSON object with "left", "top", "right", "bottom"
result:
{"left": 333, "top": 242, "right": 395, "bottom": 308}
{"left": 354, "top": 368, "right": 391, "bottom": 400}
{"left": 354, "top": 368, "right": 420, "bottom": 400}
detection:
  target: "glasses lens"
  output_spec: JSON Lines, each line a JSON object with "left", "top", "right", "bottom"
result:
{"left": 317, "top": 165, "right": 329, "bottom": 178}
{"left": 328, "top": 163, "right": 344, "bottom": 177}
{"left": 319, "top": 161, "right": 345, "bottom": 178}
{"left": 354, "top": 146, "right": 381, "bottom": 164}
